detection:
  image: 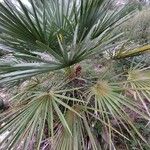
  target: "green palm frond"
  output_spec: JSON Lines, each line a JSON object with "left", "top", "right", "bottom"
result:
{"left": 125, "top": 67, "right": 150, "bottom": 116}
{"left": 0, "top": 0, "right": 137, "bottom": 83}
{"left": 0, "top": 65, "right": 150, "bottom": 149}
{"left": 1, "top": 1, "right": 150, "bottom": 149}
{"left": 0, "top": 74, "right": 85, "bottom": 149}
{"left": 88, "top": 80, "right": 150, "bottom": 149}
{"left": 51, "top": 108, "right": 101, "bottom": 150}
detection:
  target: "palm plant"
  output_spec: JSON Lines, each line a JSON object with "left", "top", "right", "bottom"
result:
{"left": 0, "top": 0, "right": 150, "bottom": 149}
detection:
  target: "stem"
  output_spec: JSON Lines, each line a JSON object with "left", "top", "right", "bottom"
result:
{"left": 114, "top": 45, "right": 150, "bottom": 59}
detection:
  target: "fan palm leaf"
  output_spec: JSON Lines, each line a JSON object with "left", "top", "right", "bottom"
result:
{"left": 51, "top": 108, "right": 101, "bottom": 150}
{"left": 125, "top": 66, "right": 150, "bottom": 116}
{"left": 1, "top": 0, "right": 149, "bottom": 149}
{"left": 88, "top": 80, "right": 150, "bottom": 149}
{"left": 0, "top": 75, "right": 85, "bottom": 149}
{"left": 0, "top": 0, "right": 137, "bottom": 83}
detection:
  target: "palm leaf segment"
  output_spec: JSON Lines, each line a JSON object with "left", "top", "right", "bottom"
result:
{"left": 89, "top": 80, "right": 150, "bottom": 146}
{"left": 0, "top": 68, "right": 150, "bottom": 149}
{"left": 0, "top": 75, "right": 85, "bottom": 149}
{"left": 0, "top": 0, "right": 136, "bottom": 83}
{"left": 126, "top": 68, "right": 150, "bottom": 116}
